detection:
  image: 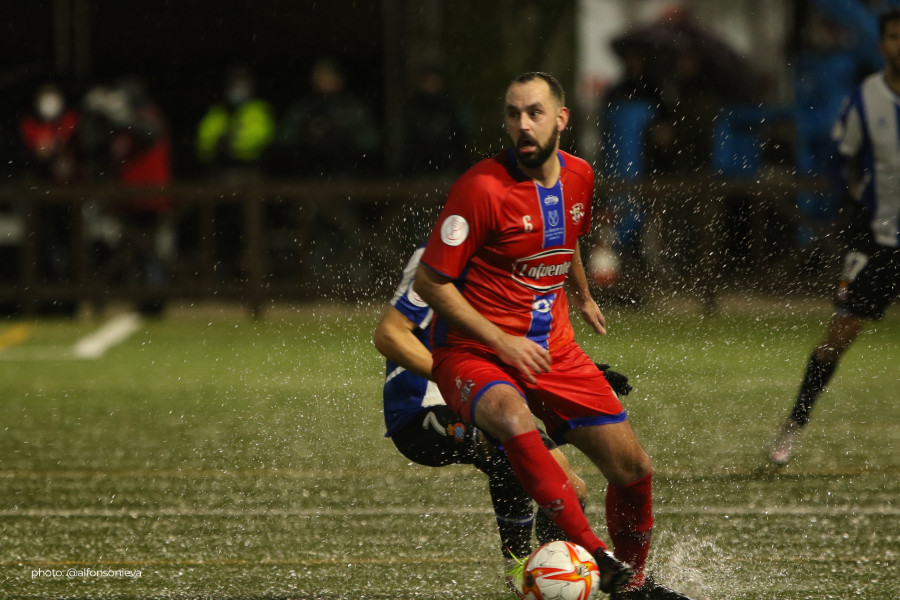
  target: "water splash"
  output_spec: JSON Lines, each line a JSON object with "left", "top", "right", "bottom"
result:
{"left": 648, "top": 535, "right": 753, "bottom": 600}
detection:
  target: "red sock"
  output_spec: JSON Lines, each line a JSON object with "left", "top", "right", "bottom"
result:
{"left": 503, "top": 430, "right": 607, "bottom": 555}
{"left": 606, "top": 472, "right": 653, "bottom": 587}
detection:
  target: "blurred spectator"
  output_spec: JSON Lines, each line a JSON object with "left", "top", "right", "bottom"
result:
{"left": 195, "top": 66, "right": 276, "bottom": 279}
{"left": 792, "top": 4, "right": 870, "bottom": 257}
{"left": 604, "top": 44, "right": 663, "bottom": 110}
{"left": 647, "top": 42, "right": 728, "bottom": 314}
{"left": 196, "top": 66, "right": 276, "bottom": 179}
{"left": 659, "top": 45, "right": 724, "bottom": 174}
{"left": 82, "top": 78, "right": 173, "bottom": 315}
{"left": 273, "top": 58, "right": 383, "bottom": 288}
{"left": 107, "top": 78, "right": 172, "bottom": 212}
{"left": 597, "top": 44, "right": 664, "bottom": 301}
{"left": 275, "top": 58, "right": 380, "bottom": 179}
{"left": 601, "top": 11, "right": 758, "bottom": 312}
{"left": 19, "top": 83, "right": 81, "bottom": 184}
{"left": 402, "top": 65, "right": 474, "bottom": 176}
{"left": 16, "top": 83, "right": 82, "bottom": 311}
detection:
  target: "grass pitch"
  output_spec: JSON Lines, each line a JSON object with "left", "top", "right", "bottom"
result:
{"left": 0, "top": 297, "right": 897, "bottom": 599}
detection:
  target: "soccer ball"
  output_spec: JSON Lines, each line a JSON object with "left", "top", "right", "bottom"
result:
{"left": 521, "top": 540, "right": 600, "bottom": 600}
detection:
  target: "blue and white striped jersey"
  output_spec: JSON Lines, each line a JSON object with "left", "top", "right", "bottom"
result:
{"left": 381, "top": 246, "right": 445, "bottom": 437}
{"left": 833, "top": 72, "right": 900, "bottom": 248}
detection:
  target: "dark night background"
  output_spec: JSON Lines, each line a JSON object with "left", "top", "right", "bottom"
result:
{"left": 0, "top": 1, "right": 387, "bottom": 178}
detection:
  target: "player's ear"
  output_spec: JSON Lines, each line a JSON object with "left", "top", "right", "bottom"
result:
{"left": 556, "top": 106, "right": 569, "bottom": 133}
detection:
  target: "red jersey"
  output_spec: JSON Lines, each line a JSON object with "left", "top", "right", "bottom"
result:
{"left": 112, "top": 105, "right": 172, "bottom": 214}
{"left": 19, "top": 110, "right": 80, "bottom": 183}
{"left": 19, "top": 110, "right": 79, "bottom": 155}
{"left": 421, "top": 149, "right": 593, "bottom": 354}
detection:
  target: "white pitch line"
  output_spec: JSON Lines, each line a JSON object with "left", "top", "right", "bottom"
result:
{"left": 72, "top": 312, "right": 141, "bottom": 359}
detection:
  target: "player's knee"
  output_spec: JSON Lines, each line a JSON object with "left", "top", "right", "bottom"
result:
{"left": 630, "top": 452, "right": 652, "bottom": 481}
{"left": 610, "top": 449, "right": 651, "bottom": 486}
{"left": 473, "top": 387, "right": 533, "bottom": 441}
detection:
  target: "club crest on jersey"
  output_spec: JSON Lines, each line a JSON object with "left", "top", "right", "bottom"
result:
{"left": 570, "top": 203, "right": 585, "bottom": 224}
{"left": 512, "top": 248, "right": 574, "bottom": 292}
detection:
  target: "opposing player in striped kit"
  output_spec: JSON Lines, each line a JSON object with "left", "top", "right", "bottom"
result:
{"left": 770, "top": 7, "right": 900, "bottom": 465}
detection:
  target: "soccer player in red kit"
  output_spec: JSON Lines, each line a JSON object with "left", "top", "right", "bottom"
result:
{"left": 414, "top": 73, "right": 691, "bottom": 600}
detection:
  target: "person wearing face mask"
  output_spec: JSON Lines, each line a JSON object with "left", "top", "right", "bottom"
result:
{"left": 15, "top": 84, "right": 83, "bottom": 312}
{"left": 19, "top": 83, "right": 81, "bottom": 184}
{"left": 196, "top": 66, "right": 276, "bottom": 178}
{"left": 194, "top": 67, "right": 276, "bottom": 280}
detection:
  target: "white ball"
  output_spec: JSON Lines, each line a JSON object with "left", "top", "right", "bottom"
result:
{"left": 521, "top": 540, "right": 601, "bottom": 600}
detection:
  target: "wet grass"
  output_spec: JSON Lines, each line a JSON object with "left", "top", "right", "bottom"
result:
{"left": 0, "top": 298, "right": 897, "bottom": 599}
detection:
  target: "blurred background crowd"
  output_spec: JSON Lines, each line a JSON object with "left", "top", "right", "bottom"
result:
{"left": 0, "top": 0, "right": 895, "bottom": 316}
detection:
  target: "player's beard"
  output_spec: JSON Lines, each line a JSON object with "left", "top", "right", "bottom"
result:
{"left": 515, "top": 128, "right": 560, "bottom": 169}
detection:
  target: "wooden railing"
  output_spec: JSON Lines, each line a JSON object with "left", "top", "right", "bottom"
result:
{"left": 0, "top": 172, "right": 832, "bottom": 317}
{"left": 0, "top": 178, "right": 454, "bottom": 317}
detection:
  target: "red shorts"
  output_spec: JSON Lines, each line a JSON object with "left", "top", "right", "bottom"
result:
{"left": 431, "top": 340, "right": 627, "bottom": 444}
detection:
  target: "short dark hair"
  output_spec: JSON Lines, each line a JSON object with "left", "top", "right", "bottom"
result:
{"left": 510, "top": 72, "right": 566, "bottom": 106}
{"left": 879, "top": 7, "right": 900, "bottom": 39}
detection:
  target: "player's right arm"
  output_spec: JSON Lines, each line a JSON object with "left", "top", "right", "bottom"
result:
{"left": 831, "top": 90, "right": 873, "bottom": 250}
{"left": 832, "top": 92, "right": 866, "bottom": 198}
{"left": 413, "top": 264, "right": 551, "bottom": 383}
{"left": 567, "top": 243, "right": 607, "bottom": 336}
{"left": 373, "top": 305, "right": 433, "bottom": 381}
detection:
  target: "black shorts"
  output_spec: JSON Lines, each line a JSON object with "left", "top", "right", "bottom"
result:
{"left": 390, "top": 405, "right": 557, "bottom": 468}
{"left": 833, "top": 246, "right": 900, "bottom": 321}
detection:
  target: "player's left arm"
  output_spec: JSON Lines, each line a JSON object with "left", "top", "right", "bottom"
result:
{"left": 566, "top": 242, "right": 606, "bottom": 335}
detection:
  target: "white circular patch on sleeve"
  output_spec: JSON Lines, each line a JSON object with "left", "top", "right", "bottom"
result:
{"left": 406, "top": 286, "right": 429, "bottom": 308}
{"left": 440, "top": 215, "right": 469, "bottom": 247}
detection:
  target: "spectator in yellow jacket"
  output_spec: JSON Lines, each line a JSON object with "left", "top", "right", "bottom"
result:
{"left": 196, "top": 66, "right": 275, "bottom": 178}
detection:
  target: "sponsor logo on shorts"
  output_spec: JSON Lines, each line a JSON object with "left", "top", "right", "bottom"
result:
{"left": 455, "top": 376, "right": 475, "bottom": 404}
{"left": 447, "top": 422, "right": 467, "bottom": 442}
{"left": 835, "top": 280, "right": 849, "bottom": 303}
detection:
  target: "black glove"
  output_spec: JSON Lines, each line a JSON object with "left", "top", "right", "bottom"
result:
{"left": 594, "top": 363, "right": 632, "bottom": 396}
